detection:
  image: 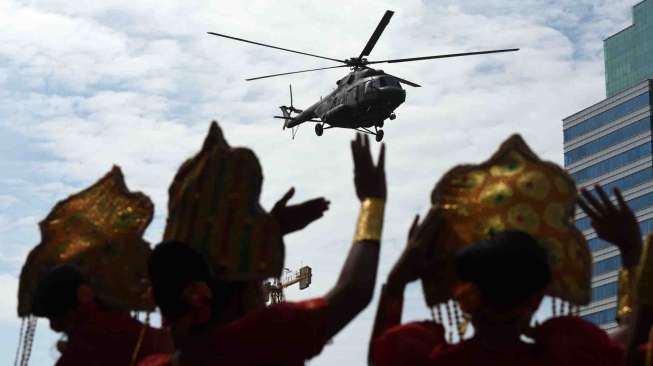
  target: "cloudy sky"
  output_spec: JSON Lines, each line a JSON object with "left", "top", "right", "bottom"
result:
{"left": 0, "top": 0, "right": 643, "bottom": 364}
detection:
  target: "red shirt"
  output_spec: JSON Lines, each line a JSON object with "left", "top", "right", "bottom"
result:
{"left": 140, "top": 298, "right": 329, "bottom": 366}
{"left": 56, "top": 311, "right": 171, "bottom": 366}
{"left": 371, "top": 316, "right": 624, "bottom": 366}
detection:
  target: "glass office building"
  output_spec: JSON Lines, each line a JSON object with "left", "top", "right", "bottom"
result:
{"left": 563, "top": 0, "right": 653, "bottom": 332}
{"left": 605, "top": 0, "right": 653, "bottom": 97}
{"left": 563, "top": 80, "right": 653, "bottom": 331}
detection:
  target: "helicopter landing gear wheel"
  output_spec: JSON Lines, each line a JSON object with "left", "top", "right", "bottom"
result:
{"left": 389, "top": 113, "right": 396, "bottom": 120}
{"left": 376, "top": 120, "right": 384, "bottom": 128}
{"left": 315, "top": 123, "right": 323, "bottom": 136}
{"left": 375, "top": 129, "right": 384, "bottom": 142}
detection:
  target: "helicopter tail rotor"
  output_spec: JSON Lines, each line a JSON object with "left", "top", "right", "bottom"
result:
{"left": 279, "top": 105, "right": 291, "bottom": 130}
{"left": 278, "top": 84, "right": 304, "bottom": 138}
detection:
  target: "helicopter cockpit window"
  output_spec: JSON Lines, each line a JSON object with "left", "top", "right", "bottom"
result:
{"left": 378, "top": 77, "right": 387, "bottom": 87}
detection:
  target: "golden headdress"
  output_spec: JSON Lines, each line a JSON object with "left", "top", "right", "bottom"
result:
{"left": 422, "top": 134, "right": 591, "bottom": 307}
{"left": 163, "top": 121, "right": 283, "bottom": 280}
{"left": 17, "top": 167, "right": 154, "bottom": 316}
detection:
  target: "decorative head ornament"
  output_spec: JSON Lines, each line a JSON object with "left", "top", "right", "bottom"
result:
{"left": 163, "top": 121, "right": 283, "bottom": 280}
{"left": 422, "top": 134, "right": 591, "bottom": 307}
{"left": 18, "top": 166, "right": 154, "bottom": 317}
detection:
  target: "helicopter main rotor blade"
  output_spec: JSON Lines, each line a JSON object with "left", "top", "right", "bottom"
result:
{"left": 246, "top": 65, "right": 351, "bottom": 81}
{"left": 385, "top": 73, "right": 421, "bottom": 87}
{"left": 207, "top": 32, "right": 347, "bottom": 64}
{"left": 359, "top": 10, "right": 394, "bottom": 59}
{"left": 366, "top": 48, "right": 519, "bottom": 64}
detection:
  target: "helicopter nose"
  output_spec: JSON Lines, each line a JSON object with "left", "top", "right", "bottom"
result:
{"left": 380, "top": 87, "right": 406, "bottom": 106}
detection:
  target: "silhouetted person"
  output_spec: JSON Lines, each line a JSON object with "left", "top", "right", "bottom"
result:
{"left": 32, "top": 264, "right": 173, "bottom": 366}
{"left": 143, "top": 134, "right": 387, "bottom": 366}
{"left": 369, "top": 220, "right": 624, "bottom": 365}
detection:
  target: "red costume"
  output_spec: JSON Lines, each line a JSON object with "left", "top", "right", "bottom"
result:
{"left": 140, "top": 298, "right": 329, "bottom": 366}
{"left": 371, "top": 316, "right": 624, "bottom": 366}
{"left": 56, "top": 311, "right": 171, "bottom": 366}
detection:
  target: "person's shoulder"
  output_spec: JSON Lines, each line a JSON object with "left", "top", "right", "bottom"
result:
{"left": 372, "top": 321, "right": 445, "bottom": 366}
{"left": 536, "top": 315, "right": 610, "bottom": 340}
{"left": 375, "top": 321, "right": 445, "bottom": 350}
{"left": 535, "top": 316, "right": 624, "bottom": 364}
{"left": 248, "top": 298, "right": 328, "bottom": 320}
{"left": 275, "top": 297, "right": 328, "bottom": 309}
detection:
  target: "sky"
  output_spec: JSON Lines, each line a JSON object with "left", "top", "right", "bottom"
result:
{"left": 0, "top": 0, "right": 644, "bottom": 365}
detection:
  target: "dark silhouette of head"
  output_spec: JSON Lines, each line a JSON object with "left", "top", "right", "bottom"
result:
{"left": 455, "top": 230, "right": 551, "bottom": 310}
{"left": 32, "top": 264, "right": 100, "bottom": 333}
{"left": 148, "top": 241, "right": 212, "bottom": 322}
{"left": 32, "top": 264, "right": 84, "bottom": 319}
{"left": 148, "top": 240, "right": 251, "bottom": 343}
{"left": 454, "top": 229, "right": 551, "bottom": 341}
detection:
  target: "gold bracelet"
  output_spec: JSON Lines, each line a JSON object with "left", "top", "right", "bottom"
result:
{"left": 618, "top": 267, "right": 636, "bottom": 319}
{"left": 639, "top": 236, "right": 653, "bottom": 306}
{"left": 354, "top": 198, "right": 385, "bottom": 242}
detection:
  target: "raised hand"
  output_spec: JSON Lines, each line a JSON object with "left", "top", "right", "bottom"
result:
{"left": 350, "top": 133, "right": 386, "bottom": 200}
{"left": 271, "top": 187, "right": 330, "bottom": 235}
{"left": 387, "top": 209, "right": 444, "bottom": 292}
{"left": 578, "top": 185, "right": 642, "bottom": 267}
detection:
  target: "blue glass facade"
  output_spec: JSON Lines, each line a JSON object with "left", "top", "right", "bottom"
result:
{"left": 591, "top": 282, "right": 618, "bottom": 302}
{"left": 565, "top": 117, "right": 651, "bottom": 165}
{"left": 592, "top": 255, "right": 622, "bottom": 277}
{"left": 564, "top": 80, "right": 652, "bottom": 330}
{"left": 588, "top": 238, "right": 611, "bottom": 252}
{"left": 592, "top": 167, "right": 653, "bottom": 196}
{"left": 571, "top": 142, "right": 652, "bottom": 184}
{"left": 563, "top": 92, "right": 649, "bottom": 142}
{"left": 583, "top": 308, "right": 617, "bottom": 325}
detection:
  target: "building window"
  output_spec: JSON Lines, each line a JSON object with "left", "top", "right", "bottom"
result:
{"left": 571, "top": 142, "right": 652, "bottom": 184}
{"left": 582, "top": 307, "right": 617, "bottom": 325}
{"left": 378, "top": 77, "right": 387, "bottom": 87}
{"left": 565, "top": 117, "right": 652, "bottom": 165}
{"left": 564, "top": 92, "right": 650, "bottom": 142}
{"left": 590, "top": 167, "right": 653, "bottom": 198}
{"left": 591, "top": 282, "right": 618, "bottom": 301}
{"left": 592, "top": 255, "right": 622, "bottom": 277}
{"left": 588, "top": 238, "right": 612, "bottom": 252}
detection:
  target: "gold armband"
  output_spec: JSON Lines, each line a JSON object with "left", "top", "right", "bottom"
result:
{"left": 639, "top": 237, "right": 653, "bottom": 306}
{"left": 354, "top": 198, "right": 385, "bottom": 242}
{"left": 618, "top": 267, "right": 636, "bottom": 319}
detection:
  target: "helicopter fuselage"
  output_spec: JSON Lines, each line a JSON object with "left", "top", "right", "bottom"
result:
{"left": 286, "top": 68, "right": 405, "bottom": 129}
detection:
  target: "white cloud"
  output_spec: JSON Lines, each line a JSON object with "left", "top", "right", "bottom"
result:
{"left": 0, "top": 0, "right": 643, "bottom": 364}
{"left": 0, "top": 274, "right": 18, "bottom": 323}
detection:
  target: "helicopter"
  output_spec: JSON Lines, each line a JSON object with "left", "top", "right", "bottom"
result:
{"left": 208, "top": 10, "right": 518, "bottom": 142}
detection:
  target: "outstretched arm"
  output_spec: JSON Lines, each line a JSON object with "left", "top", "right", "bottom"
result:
{"left": 626, "top": 239, "right": 653, "bottom": 366}
{"left": 578, "top": 185, "right": 643, "bottom": 350}
{"left": 322, "top": 134, "right": 386, "bottom": 340}
{"left": 577, "top": 185, "right": 642, "bottom": 268}
{"left": 271, "top": 187, "right": 330, "bottom": 235}
{"left": 367, "top": 209, "right": 443, "bottom": 364}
